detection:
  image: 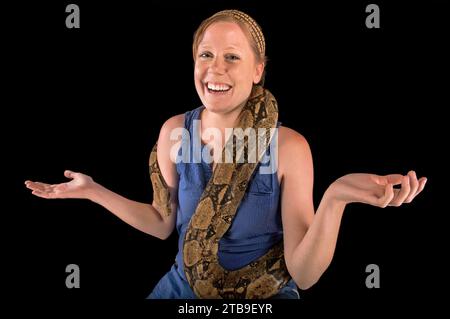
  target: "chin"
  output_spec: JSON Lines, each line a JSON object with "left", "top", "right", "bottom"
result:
{"left": 203, "top": 103, "right": 231, "bottom": 114}
{"left": 202, "top": 97, "right": 246, "bottom": 115}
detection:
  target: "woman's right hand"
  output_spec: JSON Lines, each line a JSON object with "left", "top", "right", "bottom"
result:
{"left": 25, "top": 170, "right": 95, "bottom": 199}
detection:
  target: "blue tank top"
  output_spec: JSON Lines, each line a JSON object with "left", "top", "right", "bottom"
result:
{"left": 148, "top": 106, "right": 298, "bottom": 299}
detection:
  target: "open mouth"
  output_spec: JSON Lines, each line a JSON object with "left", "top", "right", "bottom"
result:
{"left": 205, "top": 82, "right": 232, "bottom": 95}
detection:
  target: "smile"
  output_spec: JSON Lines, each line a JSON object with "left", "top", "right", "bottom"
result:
{"left": 205, "top": 82, "right": 232, "bottom": 94}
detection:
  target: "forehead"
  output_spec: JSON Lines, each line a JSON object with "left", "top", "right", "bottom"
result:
{"left": 199, "top": 21, "right": 251, "bottom": 49}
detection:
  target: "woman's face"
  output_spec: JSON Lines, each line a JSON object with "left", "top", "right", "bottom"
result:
{"left": 194, "top": 21, "right": 264, "bottom": 114}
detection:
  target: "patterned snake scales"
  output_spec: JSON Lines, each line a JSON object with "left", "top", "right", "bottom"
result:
{"left": 149, "top": 85, "right": 291, "bottom": 298}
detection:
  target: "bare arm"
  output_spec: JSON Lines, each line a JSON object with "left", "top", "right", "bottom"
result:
{"left": 25, "top": 114, "right": 185, "bottom": 240}
{"left": 278, "top": 127, "right": 427, "bottom": 290}
{"left": 87, "top": 182, "right": 174, "bottom": 239}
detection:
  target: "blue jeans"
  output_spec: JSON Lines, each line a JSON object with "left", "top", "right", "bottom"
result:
{"left": 269, "top": 280, "right": 300, "bottom": 299}
{"left": 148, "top": 265, "right": 300, "bottom": 299}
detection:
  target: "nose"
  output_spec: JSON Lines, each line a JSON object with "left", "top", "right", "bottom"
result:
{"left": 209, "top": 57, "right": 226, "bottom": 74}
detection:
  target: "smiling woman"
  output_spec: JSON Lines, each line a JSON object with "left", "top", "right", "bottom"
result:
{"left": 24, "top": 9, "right": 427, "bottom": 299}
{"left": 193, "top": 10, "right": 265, "bottom": 117}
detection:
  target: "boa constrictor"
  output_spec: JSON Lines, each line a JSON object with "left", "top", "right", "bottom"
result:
{"left": 149, "top": 85, "right": 291, "bottom": 298}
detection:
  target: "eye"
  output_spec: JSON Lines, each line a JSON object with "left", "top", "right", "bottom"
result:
{"left": 199, "top": 51, "right": 213, "bottom": 59}
{"left": 226, "top": 54, "right": 240, "bottom": 61}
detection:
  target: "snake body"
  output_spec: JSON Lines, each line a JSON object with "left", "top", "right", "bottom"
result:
{"left": 150, "top": 86, "right": 291, "bottom": 298}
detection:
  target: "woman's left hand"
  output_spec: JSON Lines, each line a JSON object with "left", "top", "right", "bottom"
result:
{"left": 328, "top": 171, "right": 427, "bottom": 207}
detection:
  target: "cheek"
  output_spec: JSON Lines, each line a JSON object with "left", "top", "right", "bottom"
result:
{"left": 242, "top": 64, "right": 257, "bottom": 84}
{"left": 242, "top": 67, "right": 256, "bottom": 88}
{"left": 194, "top": 65, "right": 206, "bottom": 94}
{"left": 194, "top": 65, "right": 201, "bottom": 81}
{"left": 194, "top": 61, "right": 206, "bottom": 77}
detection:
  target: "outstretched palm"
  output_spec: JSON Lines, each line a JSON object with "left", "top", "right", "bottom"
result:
{"left": 331, "top": 171, "right": 427, "bottom": 207}
{"left": 25, "top": 170, "right": 94, "bottom": 199}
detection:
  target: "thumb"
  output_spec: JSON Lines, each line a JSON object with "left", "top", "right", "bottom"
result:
{"left": 376, "top": 174, "right": 403, "bottom": 186}
{"left": 64, "top": 170, "right": 76, "bottom": 179}
{"left": 385, "top": 174, "right": 404, "bottom": 185}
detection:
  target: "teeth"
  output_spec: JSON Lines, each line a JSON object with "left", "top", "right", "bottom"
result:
{"left": 207, "top": 83, "right": 231, "bottom": 91}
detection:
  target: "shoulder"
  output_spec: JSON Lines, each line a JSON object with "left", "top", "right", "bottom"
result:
{"left": 160, "top": 114, "right": 185, "bottom": 134}
{"left": 157, "top": 114, "right": 185, "bottom": 163}
{"left": 278, "top": 126, "right": 311, "bottom": 157}
{"left": 277, "top": 126, "right": 313, "bottom": 178}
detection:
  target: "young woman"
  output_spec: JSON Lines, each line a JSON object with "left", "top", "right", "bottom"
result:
{"left": 24, "top": 10, "right": 426, "bottom": 299}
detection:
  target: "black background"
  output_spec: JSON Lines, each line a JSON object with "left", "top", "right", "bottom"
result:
{"left": 3, "top": 0, "right": 448, "bottom": 312}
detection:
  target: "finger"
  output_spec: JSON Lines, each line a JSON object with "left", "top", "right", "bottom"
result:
{"left": 377, "top": 183, "right": 395, "bottom": 208}
{"left": 25, "top": 181, "right": 50, "bottom": 187}
{"left": 31, "top": 190, "right": 54, "bottom": 199}
{"left": 37, "top": 182, "right": 55, "bottom": 192}
{"left": 25, "top": 181, "right": 48, "bottom": 192}
{"left": 417, "top": 177, "right": 427, "bottom": 194}
{"left": 64, "top": 170, "right": 76, "bottom": 179}
{"left": 404, "top": 171, "right": 419, "bottom": 203}
{"left": 385, "top": 174, "right": 404, "bottom": 185}
{"left": 37, "top": 182, "right": 56, "bottom": 193}
{"left": 389, "top": 176, "right": 410, "bottom": 207}
{"left": 34, "top": 181, "right": 52, "bottom": 187}
{"left": 25, "top": 180, "right": 37, "bottom": 189}
{"left": 408, "top": 177, "right": 427, "bottom": 202}
{"left": 375, "top": 174, "right": 403, "bottom": 186}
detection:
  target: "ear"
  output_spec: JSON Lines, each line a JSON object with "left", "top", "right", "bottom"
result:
{"left": 253, "top": 61, "right": 265, "bottom": 84}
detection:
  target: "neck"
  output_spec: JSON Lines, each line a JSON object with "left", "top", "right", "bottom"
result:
{"left": 201, "top": 105, "right": 243, "bottom": 129}
{"left": 200, "top": 100, "right": 247, "bottom": 148}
